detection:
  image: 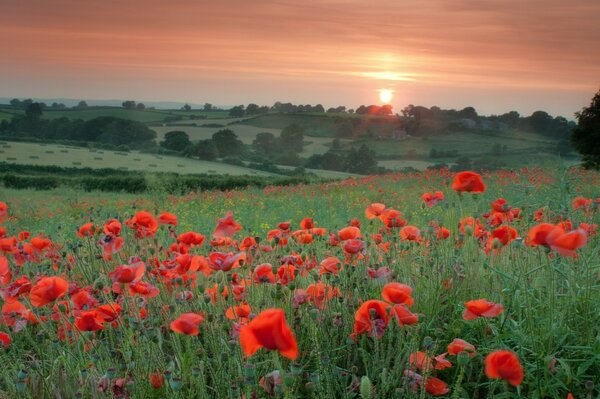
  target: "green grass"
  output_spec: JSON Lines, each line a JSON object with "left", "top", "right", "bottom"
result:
{"left": 0, "top": 141, "right": 276, "bottom": 176}
{"left": 0, "top": 167, "right": 598, "bottom": 398}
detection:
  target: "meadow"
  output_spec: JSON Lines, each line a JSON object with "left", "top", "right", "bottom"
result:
{"left": 0, "top": 167, "right": 598, "bottom": 398}
{"left": 0, "top": 142, "right": 274, "bottom": 176}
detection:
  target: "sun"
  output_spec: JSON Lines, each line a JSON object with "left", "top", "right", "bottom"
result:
{"left": 378, "top": 89, "right": 394, "bottom": 104}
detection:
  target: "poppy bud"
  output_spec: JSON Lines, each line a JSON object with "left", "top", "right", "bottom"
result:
{"left": 457, "top": 351, "right": 470, "bottom": 366}
{"left": 191, "top": 367, "right": 202, "bottom": 377}
{"left": 169, "top": 377, "right": 183, "bottom": 390}
{"left": 16, "top": 379, "right": 26, "bottom": 393}
{"left": 585, "top": 381, "right": 594, "bottom": 392}
{"left": 106, "top": 368, "right": 116, "bottom": 379}
{"left": 423, "top": 336, "right": 434, "bottom": 350}
{"left": 359, "top": 376, "right": 373, "bottom": 399}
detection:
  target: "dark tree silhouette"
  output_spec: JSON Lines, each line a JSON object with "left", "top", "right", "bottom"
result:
{"left": 572, "top": 89, "right": 600, "bottom": 169}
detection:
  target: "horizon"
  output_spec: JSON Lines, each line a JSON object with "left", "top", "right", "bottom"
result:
{"left": 1, "top": 0, "right": 599, "bottom": 117}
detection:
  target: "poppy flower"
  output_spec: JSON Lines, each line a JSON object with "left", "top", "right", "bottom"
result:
{"left": 125, "top": 211, "right": 158, "bottom": 238}
{"left": 208, "top": 252, "right": 246, "bottom": 272}
{"left": 214, "top": 212, "right": 242, "bottom": 238}
{"left": 319, "top": 256, "right": 341, "bottom": 275}
{"left": 365, "top": 203, "right": 386, "bottom": 219}
{"left": 490, "top": 226, "right": 518, "bottom": 246}
{"left": 306, "top": 282, "right": 341, "bottom": 309}
{"left": 299, "top": 217, "right": 314, "bottom": 230}
{"left": 400, "top": 226, "right": 422, "bottom": 242}
{"left": 149, "top": 372, "right": 164, "bottom": 389}
{"left": 484, "top": 350, "right": 524, "bottom": 386}
{"left": 128, "top": 281, "right": 160, "bottom": 298}
{"left": 434, "top": 353, "right": 452, "bottom": 370}
{"left": 526, "top": 223, "right": 555, "bottom": 247}
{"left": 452, "top": 171, "right": 486, "bottom": 193}
{"left": 391, "top": 304, "right": 419, "bottom": 326}
{"left": 425, "top": 377, "right": 449, "bottom": 396}
{"left": 225, "top": 303, "right": 252, "bottom": 323}
{"left": 30, "top": 237, "right": 52, "bottom": 252}
{"left": 29, "top": 276, "right": 69, "bottom": 307}
{"left": 239, "top": 308, "right": 298, "bottom": 360}
{"left": 447, "top": 338, "right": 476, "bottom": 356}
{"left": 170, "top": 312, "right": 204, "bottom": 336}
{"left": 77, "top": 223, "right": 98, "bottom": 238}
{"left": 0, "top": 256, "right": 11, "bottom": 286}
{"left": 177, "top": 231, "right": 205, "bottom": 247}
{"left": 75, "top": 310, "right": 105, "bottom": 331}
{"left": 253, "top": 264, "right": 275, "bottom": 284}
{"left": 381, "top": 283, "right": 414, "bottom": 306}
{"left": 103, "top": 219, "right": 122, "bottom": 236}
{"left": 95, "top": 303, "right": 122, "bottom": 322}
{"left": 546, "top": 227, "right": 588, "bottom": 257}
{"left": 276, "top": 264, "right": 296, "bottom": 286}
{"left": 158, "top": 211, "right": 178, "bottom": 225}
{"left": 409, "top": 351, "right": 432, "bottom": 372}
{"left": 0, "top": 202, "right": 7, "bottom": 224}
{"left": 463, "top": 299, "right": 504, "bottom": 320}
{"left": 109, "top": 260, "right": 146, "bottom": 284}
{"left": 436, "top": 227, "right": 450, "bottom": 239}
{"left": 422, "top": 191, "right": 445, "bottom": 207}
{"left": 0, "top": 331, "right": 11, "bottom": 348}
{"left": 338, "top": 226, "right": 361, "bottom": 241}
{"left": 572, "top": 196, "right": 592, "bottom": 211}
{"left": 379, "top": 209, "right": 407, "bottom": 228}
{"left": 352, "top": 300, "right": 391, "bottom": 338}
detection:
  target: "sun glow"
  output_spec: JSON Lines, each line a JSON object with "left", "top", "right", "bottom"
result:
{"left": 378, "top": 89, "right": 394, "bottom": 104}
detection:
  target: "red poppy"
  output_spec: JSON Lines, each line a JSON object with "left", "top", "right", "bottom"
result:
{"left": 400, "top": 226, "right": 422, "bottom": 242}
{"left": 381, "top": 283, "right": 414, "bottom": 306}
{"left": 546, "top": 227, "right": 588, "bottom": 257}
{"left": 447, "top": 338, "right": 476, "bottom": 356}
{"left": 306, "top": 282, "right": 341, "bottom": 309}
{"left": 319, "top": 256, "right": 341, "bottom": 276}
{"left": 95, "top": 303, "right": 122, "bottom": 322}
{"left": 30, "top": 237, "right": 52, "bottom": 252}
{"left": 214, "top": 212, "right": 242, "bottom": 238}
{"left": 253, "top": 264, "right": 275, "bottom": 284}
{"left": 422, "top": 191, "right": 445, "bottom": 207}
{"left": 365, "top": 203, "right": 386, "bottom": 219}
{"left": 29, "top": 276, "right": 69, "bottom": 307}
{"left": 436, "top": 227, "right": 450, "bottom": 239}
{"left": 452, "top": 171, "right": 486, "bottom": 193}
{"left": 0, "top": 202, "right": 7, "bottom": 224}
{"left": 170, "top": 312, "right": 204, "bottom": 336}
{"left": 572, "top": 196, "right": 592, "bottom": 211}
{"left": 149, "top": 372, "right": 164, "bottom": 389}
{"left": 126, "top": 211, "right": 158, "bottom": 238}
{"left": 379, "top": 209, "right": 406, "bottom": 228}
{"left": 103, "top": 219, "right": 122, "bottom": 236}
{"left": 109, "top": 260, "right": 146, "bottom": 284}
{"left": 485, "top": 350, "right": 524, "bottom": 386}
{"left": 526, "top": 223, "right": 555, "bottom": 247}
{"left": 225, "top": 303, "right": 252, "bottom": 323}
{"left": 128, "top": 281, "right": 160, "bottom": 298}
{"left": 425, "top": 377, "right": 449, "bottom": 396}
{"left": 208, "top": 252, "right": 246, "bottom": 272}
{"left": 77, "top": 223, "right": 98, "bottom": 238}
{"left": 352, "top": 300, "right": 391, "bottom": 339}
{"left": 391, "top": 304, "right": 419, "bottom": 326}
{"left": 463, "top": 299, "right": 504, "bottom": 320}
{"left": 0, "top": 256, "right": 11, "bottom": 286}
{"left": 177, "top": 231, "right": 205, "bottom": 247}
{"left": 239, "top": 308, "right": 298, "bottom": 360}
{"left": 336, "top": 226, "right": 360, "bottom": 241}
{"left": 0, "top": 331, "right": 11, "bottom": 348}
{"left": 409, "top": 351, "right": 432, "bottom": 372}
{"left": 299, "top": 217, "right": 314, "bottom": 230}
{"left": 75, "top": 310, "right": 105, "bottom": 331}
{"left": 158, "top": 211, "right": 178, "bottom": 225}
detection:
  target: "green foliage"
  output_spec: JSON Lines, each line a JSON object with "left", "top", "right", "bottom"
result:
{"left": 211, "top": 129, "right": 245, "bottom": 157}
{"left": 160, "top": 130, "right": 191, "bottom": 152}
{"left": 572, "top": 89, "right": 600, "bottom": 169}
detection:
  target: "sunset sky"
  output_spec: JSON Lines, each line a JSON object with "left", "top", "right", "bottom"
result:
{"left": 1, "top": 0, "right": 599, "bottom": 117}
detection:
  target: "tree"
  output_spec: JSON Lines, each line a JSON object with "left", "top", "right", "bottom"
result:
{"left": 181, "top": 104, "right": 192, "bottom": 111}
{"left": 212, "top": 129, "right": 244, "bottom": 157}
{"left": 160, "top": 130, "right": 191, "bottom": 151}
{"left": 528, "top": 110, "right": 552, "bottom": 134}
{"left": 253, "top": 132, "right": 277, "bottom": 155}
{"left": 184, "top": 139, "right": 218, "bottom": 160}
{"left": 572, "top": 89, "right": 600, "bottom": 169}
{"left": 25, "top": 103, "right": 43, "bottom": 120}
{"left": 279, "top": 124, "right": 304, "bottom": 152}
{"left": 245, "top": 103, "right": 260, "bottom": 115}
{"left": 76, "top": 101, "right": 88, "bottom": 109}
{"left": 122, "top": 100, "right": 137, "bottom": 110}
{"left": 229, "top": 105, "right": 245, "bottom": 117}
{"left": 136, "top": 103, "right": 146, "bottom": 111}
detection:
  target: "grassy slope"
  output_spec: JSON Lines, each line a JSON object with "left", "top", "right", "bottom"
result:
{"left": 0, "top": 141, "right": 276, "bottom": 176}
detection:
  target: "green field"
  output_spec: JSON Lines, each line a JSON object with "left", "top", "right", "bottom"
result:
{"left": 0, "top": 141, "right": 275, "bottom": 176}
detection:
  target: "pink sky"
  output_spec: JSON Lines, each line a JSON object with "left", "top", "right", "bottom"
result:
{"left": 1, "top": 0, "right": 599, "bottom": 116}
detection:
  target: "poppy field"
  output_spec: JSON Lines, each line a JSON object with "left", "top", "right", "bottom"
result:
{"left": 0, "top": 167, "right": 598, "bottom": 398}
